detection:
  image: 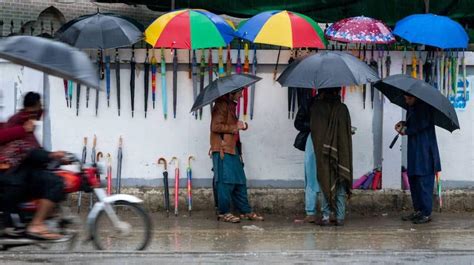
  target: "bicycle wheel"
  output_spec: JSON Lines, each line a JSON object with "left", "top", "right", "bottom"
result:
{"left": 92, "top": 201, "right": 152, "bottom": 251}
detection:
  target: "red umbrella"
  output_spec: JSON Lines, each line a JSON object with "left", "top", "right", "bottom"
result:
{"left": 325, "top": 16, "right": 395, "bottom": 44}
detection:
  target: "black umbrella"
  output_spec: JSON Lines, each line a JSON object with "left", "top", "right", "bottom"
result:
{"left": 0, "top": 36, "right": 99, "bottom": 89}
{"left": 115, "top": 48, "right": 121, "bottom": 116}
{"left": 277, "top": 51, "right": 379, "bottom": 89}
{"left": 130, "top": 49, "right": 136, "bottom": 117}
{"left": 158, "top": 158, "right": 170, "bottom": 217}
{"left": 373, "top": 74, "right": 460, "bottom": 132}
{"left": 55, "top": 12, "right": 143, "bottom": 49}
{"left": 190, "top": 74, "right": 262, "bottom": 112}
{"left": 144, "top": 48, "right": 150, "bottom": 118}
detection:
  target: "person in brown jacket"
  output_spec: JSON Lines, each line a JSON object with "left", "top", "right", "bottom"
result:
{"left": 210, "top": 89, "right": 263, "bottom": 223}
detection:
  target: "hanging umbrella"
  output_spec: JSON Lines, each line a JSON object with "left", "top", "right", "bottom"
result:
{"left": 116, "top": 136, "right": 123, "bottom": 194}
{"left": 144, "top": 47, "right": 150, "bottom": 118}
{"left": 243, "top": 43, "right": 250, "bottom": 120}
{"left": 76, "top": 83, "right": 81, "bottom": 116}
{"left": 250, "top": 45, "right": 258, "bottom": 120}
{"left": 158, "top": 158, "right": 170, "bottom": 217}
{"left": 105, "top": 54, "right": 111, "bottom": 107}
{"left": 187, "top": 156, "right": 195, "bottom": 215}
{"left": 373, "top": 74, "right": 460, "bottom": 132}
{"left": 151, "top": 49, "right": 158, "bottom": 109}
{"left": 235, "top": 44, "right": 242, "bottom": 118}
{"left": 55, "top": 12, "right": 143, "bottom": 49}
{"left": 192, "top": 50, "right": 199, "bottom": 119}
{"left": 0, "top": 36, "right": 99, "bottom": 89}
{"left": 172, "top": 49, "right": 178, "bottom": 118}
{"left": 191, "top": 74, "right": 262, "bottom": 112}
{"left": 170, "top": 157, "right": 180, "bottom": 217}
{"left": 199, "top": 51, "right": 206, "bottom": 119}
{"left": 325, "top": 16, "right": 395, "bottom": 44}
{"left": 90, "top": 136, "right": 98, "bottom": 209}
{"left": 277, "top": 51, "right": 379, "bottom": 89}
{"left": 237, "top": 10, "right": 326, "bottom": 49}
{"left": 130, "top": 48, "right": 136, "bottom": 117}
{"left": 161, "top": 48, "right": 168, "bottom": 119}
{"left": 218, "top": 47, "right": 225, "bottom": 77}
{"left": 393, "top": 14, "right": 468, "bottom": 49}
{"left": 63, "top": 80, "right": 69, "bottom": 107}
{"left": 115, "top": 48, "right": 121, "bottom": 116}
{"left": 145, "top": 9, "right": 235, "bottom": 50}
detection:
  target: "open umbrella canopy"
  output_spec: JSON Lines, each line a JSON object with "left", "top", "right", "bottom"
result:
{"left": 373, "top": 74, "right": 459, "bottom": 132}
{"left": 145, "top": 9, "right": 236, "bottom": 49}
{"left": 237, "top": 10, "right": 327, "bottom": 48}
{"left": 55, "top": 12, "right": 144, "bottom": 49}
{"left": 393, "top": 14, "right": 468, "bottom": 49}
{"left": 277, "top": 51, "right": 379, "bottom": 89}
{"left": 325, "top": 16, "right": 395, "bottom": 44}
{"left": 190, "top": 74, "right": 261, "bottom": 112}
{"left": 0, "top": 36, "right": 99, "bottom": 89}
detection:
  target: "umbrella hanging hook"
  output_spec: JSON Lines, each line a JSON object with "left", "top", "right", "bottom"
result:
{"left": 188, "top": 155, "right": 195, "bottom": 168}
{"left": 170, "top": 156, "right": 179, "bottom": 168}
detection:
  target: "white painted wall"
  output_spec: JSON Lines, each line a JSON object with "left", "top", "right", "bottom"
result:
{"left": 1, "top": 50, "right": 473, "bottom": 188}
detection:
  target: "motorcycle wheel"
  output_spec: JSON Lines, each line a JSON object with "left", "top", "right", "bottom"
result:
{"left": 91, "top": 201, "right": 152, "bottom": 251}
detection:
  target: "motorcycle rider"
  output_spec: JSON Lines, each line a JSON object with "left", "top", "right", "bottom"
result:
{"left": 0, "top": 92, "right": 66, "bottom": 240}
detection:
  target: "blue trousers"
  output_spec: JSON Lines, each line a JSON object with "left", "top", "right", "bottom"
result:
{"left": 408, "top": 174, "right": 435, "bottom": 216}
{"left": 304, "top": 137, "right": 319, "bottom": 216}
{"left": 216, "top": 182, "right": 252, "bottom": 215}
{"left": 321, "top": 184, "right": 346, "bottom": 221}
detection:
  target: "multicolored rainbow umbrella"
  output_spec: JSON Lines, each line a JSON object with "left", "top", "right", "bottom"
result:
{"left": 145, "top": 9, "right": 236, "bottom": 49}
{"left": 325, "top": 16, "right": 395, "bottom": 44}
{"left": 236, "top": 10, "right": 327, "bottom": 48}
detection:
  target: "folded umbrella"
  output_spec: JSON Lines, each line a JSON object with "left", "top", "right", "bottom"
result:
{"left": 187, "top": 156, "right": 195, "bottom": 215}
{"left": 218, "top": 48, "right": 225, "bottom": 78}
{"left": 277, "top": 51, "right": 379, "bottom": 89}
{"left": 192, "top": 50, "right": 198, "bottom": 119}
{"left": 63, "top": 79, "right": 69, "bottom": 107}
{"left": 130, "top": 48, "right": 136, "bottom": 117}
{"left": 172, "top": 49, "right": 178, "bottom": 119}
{"left": 68, "top": 80, "right": 74, "bottom": 108}
{"left": 161, "top": 48, "right": 168, "bottom": 119}
{"left": 90, "top": 136, "right": 97, "bottom": 209}
{"left": 170, "top": 157, "right": 180, "bottom": 217}
{"left": 116, "top": 136, "right": 123, "bottom": 194}
{"left": 105, "top": 54, "right": 111, "bottom": 107}
{"left": 151, "top": 49, "right": 157, "bottom": 109}
{"left": 158, "top": 158, "right": 170, "bottom": 217}
{"left": 374, "top": 74, "right": 460, "bottom": 147}
{"left": 243, "top": 43, "right": 250, "bottom": 120}
{"left": 115, "top": 48, "right": 121, "bottom": 116}
{"left": 236, "top": 45, "right": 242, "bottom": 117}
{"left": 199, "top": 50, "right": 206, "bottom": 119}
{"left": 76, "top": 83, "right": 81, "bottom": 116}
{"left": 191, "top": 74, "right": 262, "bottom": 112}
{"left": 144, "top": 47, "right": 150, "bottom": 118}
{"left": 106, "top": 153, "right": 112, "bottom": 196}
{"left": 250, "top": 45, "right": 258, "bottom": 120}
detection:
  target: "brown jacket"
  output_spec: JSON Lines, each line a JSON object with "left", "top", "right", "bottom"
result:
{"left": 210, "top": 97, "right": 239, "bottom": 156}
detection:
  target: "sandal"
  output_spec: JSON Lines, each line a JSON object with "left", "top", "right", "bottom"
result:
{"left": 217, "top": 213, "right": 240, "bottom": 223}
{"left": 26, "top": 225, "right": 63, "bottom": 241}
{"left": 240, "top": 212, "right": 264, "bottom": 221}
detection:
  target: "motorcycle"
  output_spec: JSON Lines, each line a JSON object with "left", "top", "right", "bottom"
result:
{"left": 0, "top": 153, "right": 152, "bottom": 251}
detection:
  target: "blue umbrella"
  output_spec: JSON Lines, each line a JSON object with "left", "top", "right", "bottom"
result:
{"left": 393, "top": 14, "right": 468, "bottom": 49}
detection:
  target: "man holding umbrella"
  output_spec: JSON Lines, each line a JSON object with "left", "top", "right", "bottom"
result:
{"left": 396, "top": 94, "right": 441, "bottom": 224}
{"left": 210, "top": 89, "right": 264, "bottom": 223}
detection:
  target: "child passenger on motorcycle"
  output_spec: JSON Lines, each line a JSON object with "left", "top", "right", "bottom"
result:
{"left": 0, "top": 92, "right": 66, "bottom": 240}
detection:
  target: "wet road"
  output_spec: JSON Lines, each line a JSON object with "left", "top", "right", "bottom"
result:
{"left": 1, "top": 212, "right": 474, "bottom": 264}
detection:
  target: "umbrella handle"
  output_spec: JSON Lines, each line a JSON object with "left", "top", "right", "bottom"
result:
{"left": 119, "top": 136, "right": 123, "bottom": 148}
{"left": 389, "top": 134, "right": 400, "bottom": 149}
{"left": 93, "top": 134, "right": 97, "bottom": 148}
{"left": 83, "top": 137, "right": 88, "bottom": 146}
{"left": 170, "top": 156, "right": 179, "bottom": 168}
{"left": 158, "top": 157, "right": 167, "bottom": 171}
{"left": 97, "top": 152, "right": 103, "bottom": 162}
{"left": 188, "top": 155, "right": 195, "bottom": 169}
